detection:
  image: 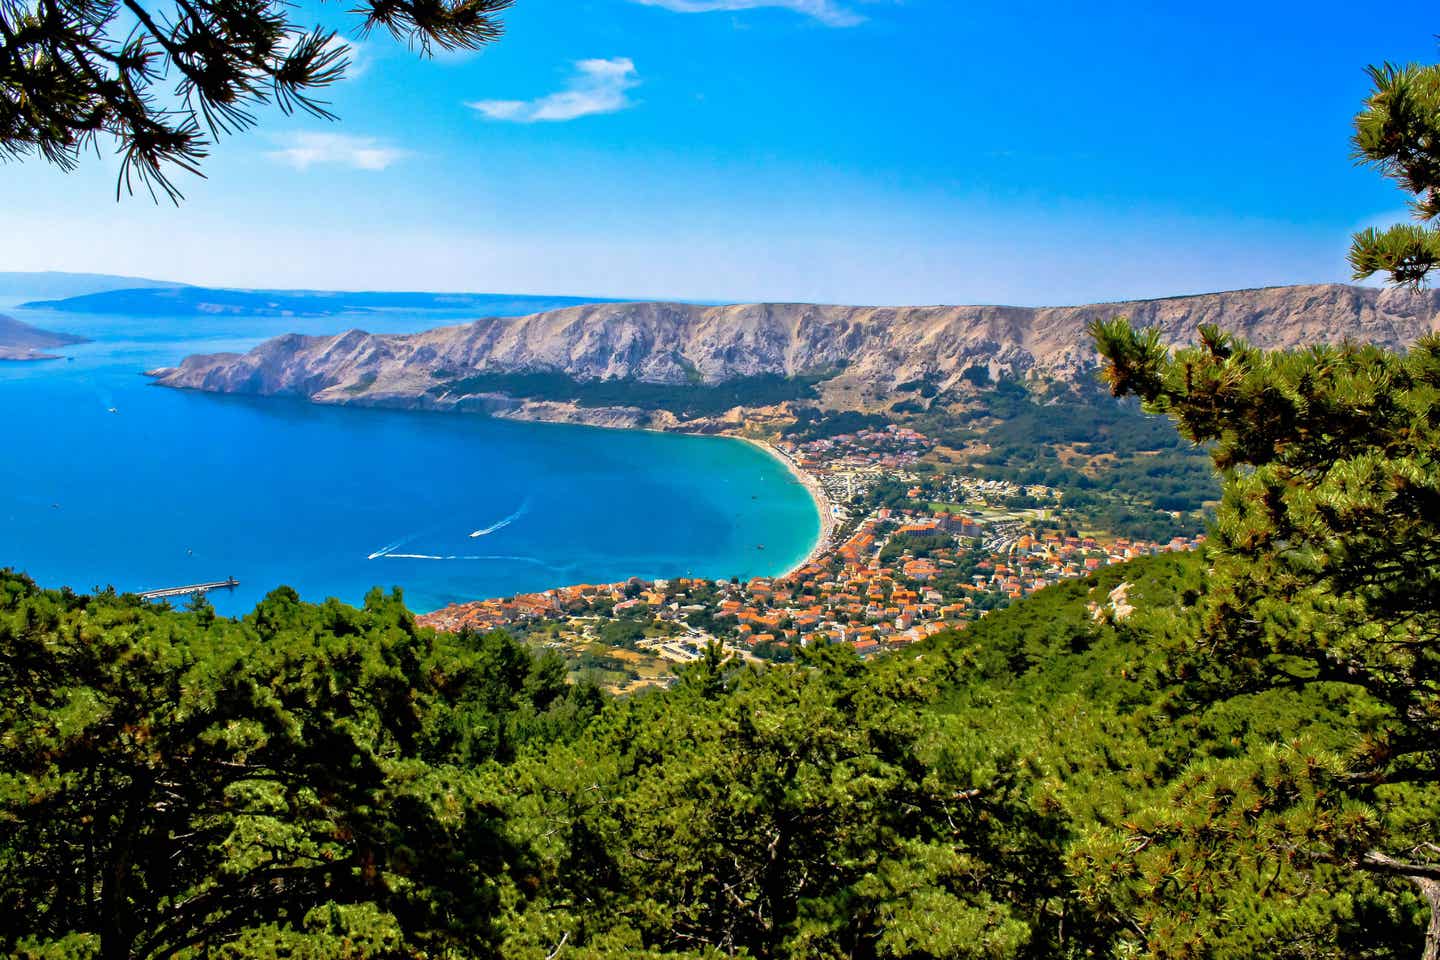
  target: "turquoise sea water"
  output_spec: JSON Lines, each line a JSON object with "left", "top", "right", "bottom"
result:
{"left": 0, "top": 298, "right": 819, "bottom": 616}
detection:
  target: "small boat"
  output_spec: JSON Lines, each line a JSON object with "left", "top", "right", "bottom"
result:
{"left": 107, "top": 407, "right": 118, "bottom": 414}
{"left": 757, "top": 544, "right": 766, "bottom": 551}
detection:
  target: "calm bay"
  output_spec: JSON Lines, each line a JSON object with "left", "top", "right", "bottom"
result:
{"left": 0, "top": 297, "right": 819, "bottom": 616}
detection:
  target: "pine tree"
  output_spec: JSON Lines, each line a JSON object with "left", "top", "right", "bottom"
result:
{"left": 0, "top": 575, "right": 600, "bottom": 959}
{"left": 1351, "top": 59, "right": 1440, "bottom": 285}
{"left": 1088, "top": 47, "right": 1440, "bottom": 949}
{"left": 0, "top": 0, "right": 512, "bottom": 200}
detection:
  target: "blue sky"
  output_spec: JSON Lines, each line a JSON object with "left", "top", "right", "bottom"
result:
{"left": 2, "top": 0, "right": 1435, "bottom": 304}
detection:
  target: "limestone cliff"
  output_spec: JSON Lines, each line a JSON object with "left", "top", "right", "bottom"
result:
{"left": 147, "top": 284, "right": 1440, "bottom": 422}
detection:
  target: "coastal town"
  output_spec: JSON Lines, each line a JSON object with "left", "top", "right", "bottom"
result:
{"left": 418, "top": 422, "right": 1206, "bottom": 690}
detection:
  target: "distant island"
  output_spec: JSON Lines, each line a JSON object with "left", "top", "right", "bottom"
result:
{"left": 0, "top": 270, "right": 179, "bottom": 299}
{"left": 0, "top": 314, "right": 89, "bottom": 361}
{"left": 24, "top": 285, "right": 626, "bottom": 319}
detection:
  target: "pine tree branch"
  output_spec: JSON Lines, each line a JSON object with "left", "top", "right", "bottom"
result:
{"left": 1359, "top": 850, "right": 1440, "bottom": 881}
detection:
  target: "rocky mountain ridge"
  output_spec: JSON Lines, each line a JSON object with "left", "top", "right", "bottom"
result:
{"left": 148, "top": 284, "right": 1440, "bottom": 427}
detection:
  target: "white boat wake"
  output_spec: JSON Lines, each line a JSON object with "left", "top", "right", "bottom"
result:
{"left": 366, "top": 529, "right": 427, "bottom": 561}
{"left": 470, "top": 498, "right": 531, "bottom": 538}
{"left": 368, "top": 498, "right": 534, "bottom": 562}
{"left": 376, "top": 553, "right": 559, "bottom": 569}
{"left": 367, "top": 541, "right": 404, "bottom": 561}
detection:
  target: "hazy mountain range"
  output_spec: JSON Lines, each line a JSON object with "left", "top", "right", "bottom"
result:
{"left": 0, "top": 271, "right": 179, "bottom": 299}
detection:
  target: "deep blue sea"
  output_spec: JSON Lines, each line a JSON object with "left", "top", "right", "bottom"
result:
{"left": 0, "top": 297, "right": 819, "bottom": 616}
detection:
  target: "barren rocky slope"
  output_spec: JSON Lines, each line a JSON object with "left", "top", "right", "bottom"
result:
{"left": 149, "top": 284, "right": 1440, "bottom": 428}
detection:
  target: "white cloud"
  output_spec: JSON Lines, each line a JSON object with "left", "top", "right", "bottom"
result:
{"left": 266, "top": 133, "right": 408, "bottom": 171}
{"left": 468, "top": 58, "right": 639, "bottom": 123}
{"left": 629, "top": 0, "right": 866, "bottom": 27}
{"left": 329, "top": 38, "right": 371, "bottom": 80}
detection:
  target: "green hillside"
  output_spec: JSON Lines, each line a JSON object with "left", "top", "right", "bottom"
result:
{"left": 1, "top": 544, "right": 1429, "bottom": 958}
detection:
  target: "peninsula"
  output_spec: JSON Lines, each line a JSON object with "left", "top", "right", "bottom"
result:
{"left": 0, "top": 314, "right": 89, "bottom": 361}
{"left": 146, "top": 283, "right": 1440, "bottom": 431}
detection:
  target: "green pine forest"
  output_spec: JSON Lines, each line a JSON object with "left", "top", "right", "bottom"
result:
{"left": 6, "top": 23, "right": 1440, "bottom": 960}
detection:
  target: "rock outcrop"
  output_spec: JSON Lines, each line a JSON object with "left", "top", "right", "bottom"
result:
{"left": 148, "top": 284, "right": 1440, "bottom": 420}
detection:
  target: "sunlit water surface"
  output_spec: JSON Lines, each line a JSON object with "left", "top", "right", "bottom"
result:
{"left": 0, "top": 298, "right": 818, "bottom": 615}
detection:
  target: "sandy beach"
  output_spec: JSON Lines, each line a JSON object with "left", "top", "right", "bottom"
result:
{"left": 736, "top": 435, "right": 837, "bottom": 578}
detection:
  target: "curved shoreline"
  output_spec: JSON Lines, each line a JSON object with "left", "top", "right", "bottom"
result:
{"left": 733, "top": 435, "right": 836, "bottom": 579}
{"left": 411, "top": 429, "right": 835, "bottom": 632}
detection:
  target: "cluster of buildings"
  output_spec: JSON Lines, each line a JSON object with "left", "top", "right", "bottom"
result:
{"left": 418, "top": 494, "right": 1206, "bottom": 663}
{"left": 775, "top": 424, "right": 933, "bottom": 473}
{"left": 420, "top": 580, "right": 662, "bottom": 635}
{"left": 699, "top": 510, "right": 1203, "bottom": 658}
{"left": 893, "top": 472, "right": 1063, "bottom": 508}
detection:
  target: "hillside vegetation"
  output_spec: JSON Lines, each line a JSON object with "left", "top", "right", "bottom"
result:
{"left": 1, "top": 548, "right": 1428, "bottom": 958}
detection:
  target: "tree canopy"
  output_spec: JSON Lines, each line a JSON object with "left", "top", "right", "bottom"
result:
{"left": 6, "top": 552, "right": 1436, "bottom": 959}
{"left": 1350, "top": 59, "right": 1440, "bottom": 284}
{"left": 1089, "top": 317, "right": 1440, "bottom": 958}
{"left": 1082, "top": 45, "right": 1440, "bottom": 947}
{"left": 0, "top": 0, "right": 511, "bottom": 199}
{"left": 0, "top": 573, "right": 601, "bottom": 959}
